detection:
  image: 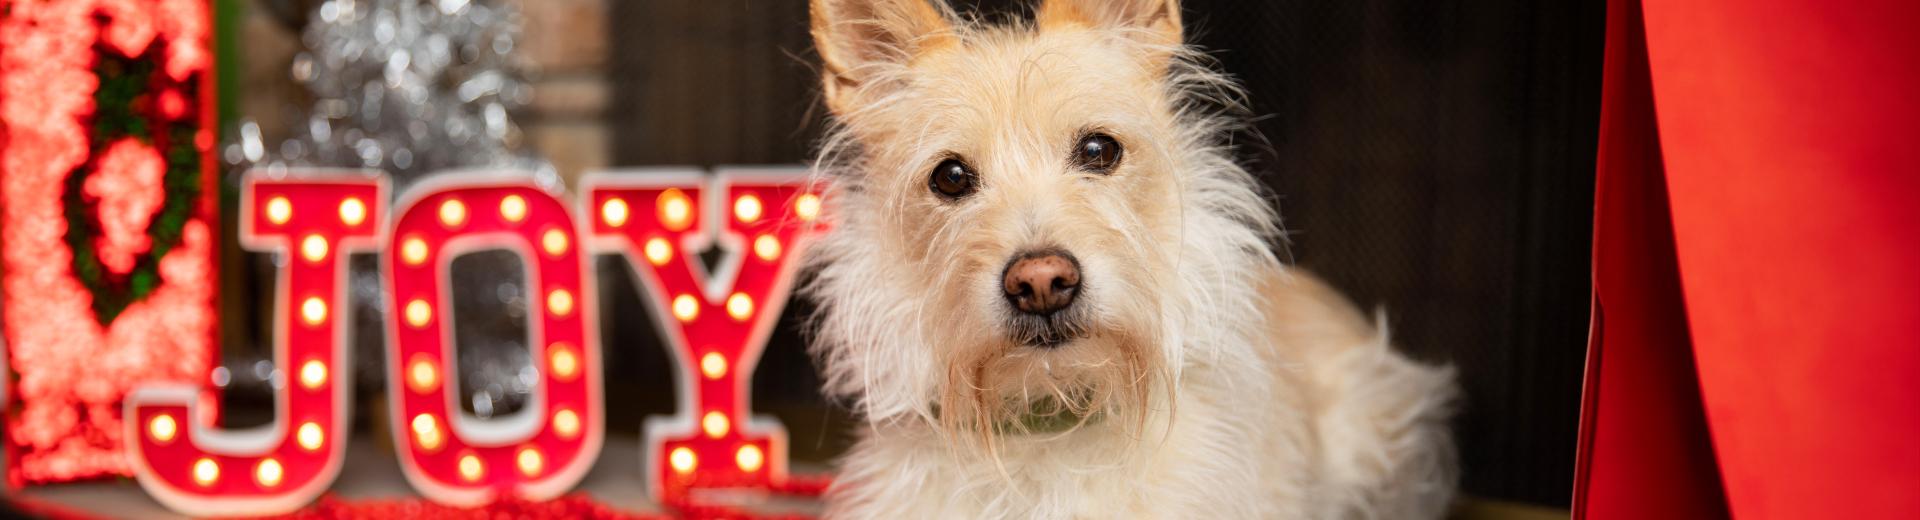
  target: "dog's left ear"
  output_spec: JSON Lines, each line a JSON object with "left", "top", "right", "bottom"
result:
{"left": 1037, "top": 0, "right": 1184, "bottom": 49}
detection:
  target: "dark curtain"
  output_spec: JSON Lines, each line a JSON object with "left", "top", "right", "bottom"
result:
{"left": 606, "top": 0, "right": 1602, "bottom": 507}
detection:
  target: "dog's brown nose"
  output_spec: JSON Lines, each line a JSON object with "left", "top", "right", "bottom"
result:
{"left": 1003, "top": 250, "right": 1081, "bottom": 316}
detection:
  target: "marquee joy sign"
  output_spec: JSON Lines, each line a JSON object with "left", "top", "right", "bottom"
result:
{"left": 124, "top": 168, "right": 825, "bottom": 516}
{"left": 2, "top": 1, "right": 826, "bottom": 515}
{"left": 0, "top": 1, "right": 829, "bottom": 514}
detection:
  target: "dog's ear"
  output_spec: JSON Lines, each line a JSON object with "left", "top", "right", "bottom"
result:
{"left": 811, "top": 0, "right": 956, "bottom": 115}
{"left": 1037, "top": 0, "right": 1183, "bottom": 49}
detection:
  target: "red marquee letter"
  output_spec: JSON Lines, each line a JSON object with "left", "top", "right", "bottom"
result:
{"left": 383, "top": 176, "right": 603, "bottom": 505}
{"left": 126, "top": 172, "right": 384, "bottom": 516}
{"left": 583, "top": 168, "right": 823, "bottom": 502}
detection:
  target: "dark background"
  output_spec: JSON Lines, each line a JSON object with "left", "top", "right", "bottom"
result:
{"left": 604, "top": 0, "right": 1604, "bottom": 508}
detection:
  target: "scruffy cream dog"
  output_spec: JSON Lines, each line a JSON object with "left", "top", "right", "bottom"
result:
{"left": 802, "top": 0, "right": 1459, "bottom": 517}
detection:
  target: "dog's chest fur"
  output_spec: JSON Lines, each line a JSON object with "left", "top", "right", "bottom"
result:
{"left": 829, "top": 354, "right": 1318, "bottom": 518}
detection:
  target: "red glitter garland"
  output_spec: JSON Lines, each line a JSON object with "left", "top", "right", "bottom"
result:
{"left": 264, "top": 474, "right": 831, "bottom": 520}
{"left": 274, "top": 495, "right": 667, "bottom": 520}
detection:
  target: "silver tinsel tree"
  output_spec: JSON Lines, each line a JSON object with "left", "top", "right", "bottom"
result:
{"left": 284, "top": 0, "right": 552, "bottom": 185}
{"left": 229, "top": 0, "right": 555, "bottom": 419}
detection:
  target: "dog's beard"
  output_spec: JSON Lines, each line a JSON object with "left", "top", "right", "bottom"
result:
{"left": 1003, "top": 306, "right": 1094, "bottom": 348}
{"left": 935, "top": 323, "right": 1166, "bottom": 456}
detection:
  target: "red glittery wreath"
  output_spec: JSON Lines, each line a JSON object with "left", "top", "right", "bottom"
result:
{"left": 0, "top": 0, "right": 217, "bottom": 486}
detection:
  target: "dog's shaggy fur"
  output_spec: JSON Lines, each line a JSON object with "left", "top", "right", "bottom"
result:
{"left": 802, "top": 0, "right": 1460, "bottom": 517}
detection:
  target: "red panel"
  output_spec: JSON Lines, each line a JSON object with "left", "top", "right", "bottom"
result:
{"left": 1636, "top": 0, "right": 1920, "bottom": 517}
{"left": 1573, "top": 1, "right": 1730, "bottom": 517}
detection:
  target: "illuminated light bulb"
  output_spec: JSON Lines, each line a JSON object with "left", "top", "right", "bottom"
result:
{"left": 733, "top": 194, "right": 764, "bottom": 224}
{"left": 702, "top": 411, "right": 730, "bottom": 439}
{"left": 159, "top": 89, "right": 187, "bottom": 119}
{"left": 266, "top": 196, "right": 292, "bottom": 225}
{"left": 407, "top": 356, "right": 439, "bottom": 393}
{"left": 643, "top": 238, "right": 673, "bottom": 266}
{"left": 148, "top": 414, "right": 178, "bottom": 443}
{"left": 726, "top": 292, "right": 754, "bottom": 322}
{"left": 671, "top": 294, "right": 700, "bottom": 322}
{"left": 601, "top": 198, "right": 630, "bottom": 227}
{"left": 553, "top": 409, "right": 582, "bottom": 440}
{"left": 405, "top": 299, "right": 432, "bottom": 329}
{"left": 401, "top": 237, "right": 430, "bottom": 266}
{"left": 412, "top": 414, "right": 444, "bottom": 452}
{"left": 256, "top": 458, "right": 284, "bottom": 488}
{"left": 658, "top": 189, "right": 692, "bottom": 231}
{"left": 193, "top": 458, "right": 220, "bottom": 487}
{"left": 669, "top": 447, "right": 697, "bottom": 474}
{"left": 499, "top": 194, "right": 528, "bottom": 223}
{"left": 301, "top": 297, "right": 327, "bottom": 325}
{"left": 700, "top": 352, "right": 728, "bottom": 380}
{"left": 549, "top": 344, "right": 580, "bottom": 381}
{"left": 753, "top": 235, "right": 781, "bottom": 262}
{"left": 736, "top": 444, "right": 765, "bottom": 472}
{"left": 298, "top": 360, "right": 328, "bottom": 390}
{"left": 339, "top": 197, "right": 367, "bottom": 226}
{"left": 547, "top": 289, "right": 574, "bottom": 317}
{"left": 458, "top": 453, "right": 484, "bottom": 482}
{"left": 795, "top": 193, "right": 822, "bottom": 221}
{"left": 438, "top": 198, "right": 467, "bottom": 227}
{"left": 301, "top": 235, "right": 329, "bottom": 263}
{"left": 516, "top": 446, "right": 544, "bottom": 477}
{"left": 542, "top": 228, "right": 569, "bottom": 257}
{"left": 297, "top": 422, "right": 325, "bottom": 452}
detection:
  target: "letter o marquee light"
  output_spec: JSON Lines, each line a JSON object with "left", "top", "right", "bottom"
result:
{"left": 383, "top": 174, "right": 604, "bottom": 506}
{"left": 126, "top": 172, "right": 385, "bottom": 516}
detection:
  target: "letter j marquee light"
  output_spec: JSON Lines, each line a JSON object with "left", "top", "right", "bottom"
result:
{"left": 126, "top": 174, "right": 385, "bottom": 516}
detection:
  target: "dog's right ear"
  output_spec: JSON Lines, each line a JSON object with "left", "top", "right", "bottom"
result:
{"left": 811, "top": 0, "right": 955, "bottom": 115}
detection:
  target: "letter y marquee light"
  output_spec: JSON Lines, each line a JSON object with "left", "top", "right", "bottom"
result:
{"left": 125, "top": 172, "right": 384, "bottom": 516}
{"left": 383, "top": 173, "right": 605, "bottom": 506}
{"left": 583, "top": 168, "right": 825, "bottom": 503}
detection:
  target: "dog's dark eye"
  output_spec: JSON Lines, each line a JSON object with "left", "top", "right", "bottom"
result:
{"left": 929, "top": 158, "right": 978, "bottom": 200}
{"left": 1072, "top": 133, "right": 1123, "bottom": 173}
